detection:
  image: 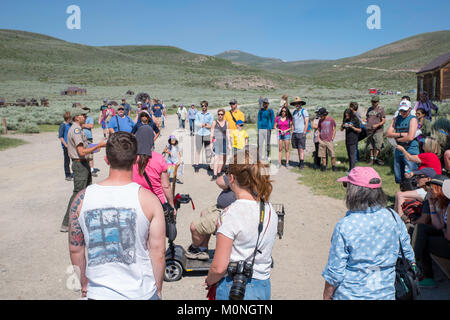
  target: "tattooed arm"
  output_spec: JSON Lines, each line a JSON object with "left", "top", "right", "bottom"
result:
{"left": 68, "top": 189, "right": 88, "bottom": 297}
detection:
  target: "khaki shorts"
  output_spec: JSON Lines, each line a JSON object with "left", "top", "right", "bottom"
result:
{"left": 318, "top": 140, "right": 335, "bottom": 158}
{"left": 193, "top": 205, "right": 222, "bottom": 235}
{"left": 367, "top": 130, "right": 384, "bottom": 151}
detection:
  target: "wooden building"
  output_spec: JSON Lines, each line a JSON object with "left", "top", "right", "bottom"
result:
{"left": 61, "top": 86, "right": 87, "bottom": 96}
{"left": 416, "top": 52, "right": 450, "bottom": 101}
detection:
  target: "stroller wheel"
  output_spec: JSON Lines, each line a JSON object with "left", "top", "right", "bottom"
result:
{"left": 164, "top": 260, "right": 183, "bottom": 282}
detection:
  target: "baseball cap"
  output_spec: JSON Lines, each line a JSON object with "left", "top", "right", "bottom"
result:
{"left": 103, "top": 98, "right": 108, "bottom": 102}
{"left": 429, "top": 174, "right": 449, "bottom": 186}
{"left": 262, "top": 98, "right": 269, "bottom": 104}
{"left": 412, "top": 167, "right": 437, "bottom": 179}
{"left": 371, "top": 96, "right": 380, "bottom": 102}
{"left": 229, "top": 99, "right": 238, "bottom": 105}
{"left": 314, "top": 106, "right": 322, "bottom": 113}
{"left": 442, "top": 180, "right": 450, "bottom": 199}
{"left": 337, "top": 167, "right": 382, "bottom": 189}
{"left": 398, "top": 100, "right": 412, "bottom": 111}
{"left": 236, "top": 120, "right": 244, "bottom": 126}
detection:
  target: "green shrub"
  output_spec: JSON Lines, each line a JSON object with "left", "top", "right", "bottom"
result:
{"left": 6, "top": 120, "right": 19, "bottom": 131}
{"left": 18, "top": 123, "right": 40, "bottom": 133}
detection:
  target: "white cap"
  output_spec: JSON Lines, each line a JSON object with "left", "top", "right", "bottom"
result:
{"left": 398, "top": 100, "right": 411, "bottom": 111}
{"left": 443, "top": 180, "right": 450, "bottom": 199}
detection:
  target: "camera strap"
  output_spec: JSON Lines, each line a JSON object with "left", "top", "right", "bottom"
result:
{"left": 250, "top": 201, "right": 267, "bottom": 268}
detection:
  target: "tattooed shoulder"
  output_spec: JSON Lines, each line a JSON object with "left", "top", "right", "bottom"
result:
{"left": 69, "top": 189, "right": 86, "bottom": 247}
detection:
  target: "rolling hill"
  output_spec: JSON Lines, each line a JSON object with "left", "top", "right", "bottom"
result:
{"left": 0, "top": 29, "right": 299, "bottom": 89}
{"left": 1, "top": 29, "right": 449, "bottom": 91}
{"left": 216, "top": 30, "right": 450, "bottom": 89}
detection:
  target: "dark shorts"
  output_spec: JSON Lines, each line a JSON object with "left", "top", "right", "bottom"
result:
{"left": 291, "top": 132, "right": 306, "bottom": 149}
{"left": 195, "top": 134, "right": 211, "bottom": 150}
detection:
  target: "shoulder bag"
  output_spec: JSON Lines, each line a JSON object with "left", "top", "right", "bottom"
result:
{"left": 143, "top": 171, "right": 177, "bottom": 241}
{"left": 387, "top": 208, "right": 420, "bottom": 300}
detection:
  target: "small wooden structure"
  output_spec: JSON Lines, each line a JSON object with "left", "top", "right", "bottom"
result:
{"left": 416, "top": 52, "right": 450, "bottom": 101}
{"left": 61, "top": 87, "right": 87, "bottom": 96}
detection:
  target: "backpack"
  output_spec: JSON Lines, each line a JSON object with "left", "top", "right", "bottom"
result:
{"left": 302, "top": 109, "right": 311, "bottom": 134}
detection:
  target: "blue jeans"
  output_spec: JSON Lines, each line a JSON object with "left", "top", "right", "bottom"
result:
{"left": 189, "top": 119, "right": 195, "bottom": 134}
{"left": 393, "top": 150, "right": 419, "bottom": 184}
{"left": 215, "top": 276, "right": 271, "bottom": 300}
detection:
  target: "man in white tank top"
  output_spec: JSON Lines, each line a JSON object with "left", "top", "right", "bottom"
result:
{"left": 68, "top": 132, "right": 166, "bottom": 300}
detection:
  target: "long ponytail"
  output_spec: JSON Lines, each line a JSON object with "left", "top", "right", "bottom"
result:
{"left": 137, "top": 154, "right": 150, "bottom": 176}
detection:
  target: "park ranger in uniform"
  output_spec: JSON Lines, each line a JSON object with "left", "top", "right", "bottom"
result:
{"left": 60, "top": 107, "right": 106, "bottom": 232}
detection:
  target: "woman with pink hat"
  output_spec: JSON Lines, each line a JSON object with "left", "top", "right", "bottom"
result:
{"left": 322, "top": 167, "right": 416, "bottom": 300}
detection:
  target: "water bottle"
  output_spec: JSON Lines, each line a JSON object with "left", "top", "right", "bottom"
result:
{"left": 405, "top": 165, "right": 411, "bottom": 176}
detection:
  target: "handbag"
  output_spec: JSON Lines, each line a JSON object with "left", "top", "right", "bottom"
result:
{"left": 387, "top": 209, "right": 420, "bottom": 300}
{"left": 143, "top": 171, "right": 177, "bottom": 241}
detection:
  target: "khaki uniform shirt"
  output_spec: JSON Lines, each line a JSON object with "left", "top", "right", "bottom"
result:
{"left": 67, "top": 122, "right": 91, "bottom": 160}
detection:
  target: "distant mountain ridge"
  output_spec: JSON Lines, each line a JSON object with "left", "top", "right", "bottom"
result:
{"left": 215, "top": 30, "right": 450, "bottom": 88}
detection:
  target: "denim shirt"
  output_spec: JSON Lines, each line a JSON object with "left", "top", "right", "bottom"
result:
{"left": 195, "top": 111, "right": 213, "bottom": 136}
{"left": 188, "top": 108, "right": 198, "bottom": 120}
{"left": 322, "top": 206, "right": 415, "bottom": 300}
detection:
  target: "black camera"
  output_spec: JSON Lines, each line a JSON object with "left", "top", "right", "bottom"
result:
{"left": 227, "top": 261, "right": 253, "bottom": 300}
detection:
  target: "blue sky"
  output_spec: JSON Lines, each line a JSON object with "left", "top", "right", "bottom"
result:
{"left": 0, "top": 0, "right": 449, "bottom": 61}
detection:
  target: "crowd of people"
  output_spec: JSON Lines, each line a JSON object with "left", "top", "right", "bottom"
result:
{"left": 60, "top": 92, "right": 449, "bottom": 300}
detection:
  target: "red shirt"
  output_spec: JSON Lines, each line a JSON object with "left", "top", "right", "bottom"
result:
{"left": 418, "top": 153, "right": 442, "bottom": 175}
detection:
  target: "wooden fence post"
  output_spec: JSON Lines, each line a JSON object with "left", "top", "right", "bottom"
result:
{"left": 2, "top": 117, "right": 7, "bottom": 135}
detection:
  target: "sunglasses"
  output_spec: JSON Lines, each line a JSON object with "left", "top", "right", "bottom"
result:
{"left": 218, "top": 113, "right": 224, "bottom": 116}
{"left": 342, "top": 182, "right": 348, "bottom": 188}
{"left": 117, "top": 108, "right": 124, "bottom": 111}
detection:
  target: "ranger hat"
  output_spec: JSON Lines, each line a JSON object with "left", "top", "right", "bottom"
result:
{"left": 72, "top": 107, "right": 89, "bottom": 119}
{"left": 290, "top": 96, "right": 306, "bottom": 106}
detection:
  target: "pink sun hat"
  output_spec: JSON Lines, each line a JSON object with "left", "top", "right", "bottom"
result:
{"left": 337, "top": 167, "right": 382, "bottom": 189}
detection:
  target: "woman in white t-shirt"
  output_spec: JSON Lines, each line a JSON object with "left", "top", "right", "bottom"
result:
{"left": 204, "top": 153, "right": 278, "bottom": 300}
